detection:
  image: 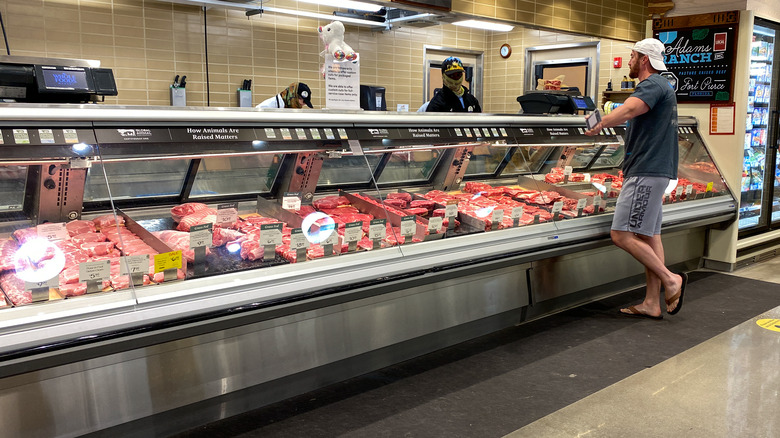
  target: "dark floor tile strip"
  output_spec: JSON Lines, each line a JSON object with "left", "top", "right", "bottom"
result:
{"left": 104, "top": 272, "right": 780, "bottom": 438}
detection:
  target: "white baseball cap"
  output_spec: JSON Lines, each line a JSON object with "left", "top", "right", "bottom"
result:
{"left": 632, "top": 38, "right": 667, "bottom": 71}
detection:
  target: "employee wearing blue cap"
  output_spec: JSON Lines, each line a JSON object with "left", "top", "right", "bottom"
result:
{"left": 426, "top": 57, "right": 481, "bottom": 113}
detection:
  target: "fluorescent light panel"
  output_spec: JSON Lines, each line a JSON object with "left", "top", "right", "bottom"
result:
{"left": 453, "top": 20, "right": 513, "bottom": 32}
{"left": 297, "top": 0, "right": 384, "bottom": 13}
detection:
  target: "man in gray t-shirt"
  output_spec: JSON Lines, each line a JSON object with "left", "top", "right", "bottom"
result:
{"left": 585, "top": 38, "right": 688, "bottom": 320}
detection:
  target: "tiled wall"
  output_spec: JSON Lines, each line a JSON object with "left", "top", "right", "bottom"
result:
{"left": 0, "top": 0, "right": 643, "bottom": 112}
{"left": 455, "top": 0, "right": 646, "bottom": 42}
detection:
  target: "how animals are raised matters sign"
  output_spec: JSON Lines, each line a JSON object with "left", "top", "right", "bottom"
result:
{"left": 653, "top": 11, "right": 739, "bottom": 103}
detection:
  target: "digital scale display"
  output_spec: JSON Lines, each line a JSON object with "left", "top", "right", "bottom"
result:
{"left": 571, "top": 97, "right": 589, "bottom": 109}
{"left": 40, "top": 68, "right": 91, "bottom": 91}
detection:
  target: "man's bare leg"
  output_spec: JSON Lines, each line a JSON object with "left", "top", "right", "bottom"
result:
{"left": 611, "top": 230, "right": 682, "bottom": 316}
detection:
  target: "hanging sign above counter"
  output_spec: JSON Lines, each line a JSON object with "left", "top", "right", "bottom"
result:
{"left": 652, "top": 11, "right": 739, "bottom": 103}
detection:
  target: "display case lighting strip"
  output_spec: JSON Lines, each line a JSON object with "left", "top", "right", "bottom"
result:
{"left": 297, "top": 0, "right": 384, "bottom": 13}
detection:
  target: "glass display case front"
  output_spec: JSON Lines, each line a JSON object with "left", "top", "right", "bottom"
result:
{"left": 0, "top": 107, "right": 734, "bottom": 337}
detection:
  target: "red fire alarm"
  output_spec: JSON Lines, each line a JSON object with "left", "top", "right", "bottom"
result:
{"left": 613, "top": 57, "right": 622, "bottom": 68}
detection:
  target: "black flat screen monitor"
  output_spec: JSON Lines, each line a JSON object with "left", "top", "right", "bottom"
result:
{"left": 35, "top": 65, "right": 95, "bottom": 94}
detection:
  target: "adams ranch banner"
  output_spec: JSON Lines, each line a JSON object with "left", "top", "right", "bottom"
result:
{"left": 653, "top": 11, "right": 739, "bottom": 103}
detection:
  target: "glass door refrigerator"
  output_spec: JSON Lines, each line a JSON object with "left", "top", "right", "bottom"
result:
{"left": 740, "top": 18, "right": 779, "bottom": 233}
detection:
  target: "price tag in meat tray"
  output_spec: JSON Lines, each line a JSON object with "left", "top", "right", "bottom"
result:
{"left": 428, "top": 216, "right": 443, "bottom": 233}
{"left": 491, "top": 209, "right": 504, "bottom": 228}
{"left": 259, "top": 223, "right": 283, "bottom": 246}
{"left": 400, "top": 215, "right": 416, "bottom": 240}
{"left": 576, "top": 198, "right": 587, "bottom": 217}
{"left": 79, "top": 260, "right": 111, "bottom": 293}
{"left": 217, "top": 203, "right": 238, "bottom": 227}
{"left": 445, "top": 201, "right": 458, "bottom": 218}
{"left": 37, "top": 223, "right": 68, "bottom": 241}
{"left": 120, "top": 254, "right": 150, "bottom": 275}
{"left": 189, "top": 223, "right": 213, "bottom": 248}
{"left": 290, "top": 228, "right": 309, "bottom": 250}
{"left": 675, "top": 186, "right": 684, "bottom": 200}
{"left": 344, "top": 221, "right": 362, "bottom": 242}
{"left": 282, "top": 192, "right": 302, "bottom": 211}
{"left": 154, "top": 251, "right": 182, "bottom": 273}
{"left": 551, "top": 201, "right": 564, "bottom": 220}
{"left": 24, "top": 276, "right": 59, "bottom": 291}
{"left": 369, "top": 219, "right": 387, "bottom": 240}
{"left": 511, "top": 206, "right": 524, "bottom": 227}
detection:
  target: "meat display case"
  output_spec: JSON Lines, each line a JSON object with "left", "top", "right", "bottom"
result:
{"left": 0, "top": 104, "right": 736, "bottom": 437}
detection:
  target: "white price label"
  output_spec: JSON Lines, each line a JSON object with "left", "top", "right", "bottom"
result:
{"left": 685, "top": 184, "right": 693, "bottom": 195}
{"left": 400, "top": 216, "right": 416, "bottom": 235}
{"left": 583, "top": 173, "right": 591, "bottom": 182}
{"left": 445, "top": 203, "right": 458, "bottom": 217}
{"left": 217, "top": 203, "right": 238, "bottom": 226}
{"left": 38, "top": 129, "right": 55, "bottom": 144}
{"left": 564, "top": 166, "right": 573, "bottom": 176}
{"left": 282, "top": 195, "right": 301, "bottom": 211}
{"left": 290, "top": 229, "right": 309, "bottom": 249}
{"left": 24, "top": 276, "right": 59, "bottom": 291}
{"left": 491, "top": 208, "right": 504, "bottom": 223}
{"left": 551, "top": 201, "right": 564, "bottom": 215}
{"left": 295, "top": 128, "right": 307, "bottom": 139}
{"left": 344, "top": 222, "right": 363, "bottom": 243}
{"left": 79, "top": 260, "right": 111, "bottom": 283}
{"left": 428, "top": 217, "right": 443, "bottom": 232}
{"left": 189, "top": 224, "right": 213, "bottom": 248}
{"left": 577, "top": 198, "right": 588, "bottom": 210}
{"left": 120, "top": 254, "right": 149, "bottom": 275}
{"left": 369, "top": 219, "right": 386, "bottom": 240}
{"left": 63, "top": 129, "right": 80, "bottom": 144}
{"left": 259, "top": 224, "right": 283, "bottom": 246}
{"left": 604, "top": 180, "right": 613, "bottom": 191}
{"left": 36, "top": 223, "right": 68, "bottom": 241}
{"left": 511, "top": 206, "right": 524, "bottom": 219}
{"left": 323, "top": 229, "right": 339, "bottom": 246}
{"left": 675, "top": 186, "right": 683, "bottom": 197}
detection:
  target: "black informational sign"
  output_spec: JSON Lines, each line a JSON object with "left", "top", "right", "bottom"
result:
{"left": 653, "top": 11, "right": 739, "bottom": 103}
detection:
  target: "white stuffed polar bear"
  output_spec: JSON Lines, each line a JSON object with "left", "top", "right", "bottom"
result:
{"left": 318, "top": 21, "right": 358, "bottom": 64}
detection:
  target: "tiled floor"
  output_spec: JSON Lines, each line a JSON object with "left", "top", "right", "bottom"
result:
{"left": 94, "top": 258, "right": 780, "bottom": 438}
{"left": 147, "top": 259, "right": 780, "bottom": 438}
{"left": 508, "top": 264, "right": 780, "bottom": 437}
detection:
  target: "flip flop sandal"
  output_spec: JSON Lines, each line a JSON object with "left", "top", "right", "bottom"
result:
{"left": 620, "top": 305, "right": 663, "bottom": 320}
{"left": 665, "top": 272, "right": 689, "bottom": 315}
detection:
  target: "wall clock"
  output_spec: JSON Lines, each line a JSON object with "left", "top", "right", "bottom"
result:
{"left": 500, "top": 44, "right": 512, "bottom": 59}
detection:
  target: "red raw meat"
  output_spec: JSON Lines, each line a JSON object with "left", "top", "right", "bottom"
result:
{"left": 71, "top": 232, "right": 107, "bottom": 245}
{"left": 0, "top": 272, "right": 30, "bottom": 305}
{"left": 464, "top": 181, "right": 492, "bottom": 194}
{"left": 59, "top": 265, "right": 81, "bottom": 284}
{"left": 176, "top": 209, "right": 218, "bottom": 232}
{"left": 545, "top": 173, "right": 564, "bottom": 184}
{"left": 171, "top": 202, "right": 210, "bottom": 222}
{"left": 313, "top": 196, "right": 349, "bottom": 210}
{"left": 213, "top": 228, "right": 245, "bottom": 247}
{"left": 80, "top": 241, "right": 116, "bottom": 257}
{"left": 66, "top": 220, "right": 96, "bottom": 236}
{"left": 58, "top": 282, "right": 87, "bottom": 297}
{"left": 240, "top": 240, "right": 263, "bottom": 261}
{"left": 410, "top": 199, "right": 435, "bottom": 209}
{"left": 387, "top": 192, "right": 412, "bottom": 202}
{"left": 93, "top": 214, "right": 125, "bottom": 230}
{"left": 297, "top": 205, "right": 317, "bottom": 216}
{"left": 12, "top": 227, "right": 38, "bottom": 244}
{"left": 383, "top": 198, "right": 408, "bottom": 209}
{"left": 405, "top": 207, "right": 428, "bottom": 216}
{"left": 0, "top": 240, "right": 18, "bottom": 271}
{"left": 320, "top": 206, "right": 360, "bottom": 216}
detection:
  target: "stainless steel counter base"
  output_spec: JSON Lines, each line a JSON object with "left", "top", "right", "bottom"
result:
{"left": 0, "top": 229, "right": 704, "bottom": 438}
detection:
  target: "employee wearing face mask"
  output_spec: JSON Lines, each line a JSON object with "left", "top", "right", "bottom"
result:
{"left": 426, "top": 57, "right": 481, "bottom": 113}
{"left": 257, "top": 82, "right": 313, "bottom": 109}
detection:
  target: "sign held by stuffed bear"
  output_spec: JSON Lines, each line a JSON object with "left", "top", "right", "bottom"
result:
{"left": 319, "top": 21, "right": 360, "bottom": 109}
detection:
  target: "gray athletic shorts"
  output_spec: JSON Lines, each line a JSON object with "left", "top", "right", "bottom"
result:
{"left": 611, "top": 176, "right": 669, "bottom": 237}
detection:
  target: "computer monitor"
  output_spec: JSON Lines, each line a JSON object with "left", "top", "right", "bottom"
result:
{"left": 360, "top": 85, "right": 387, "bottom": 111}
